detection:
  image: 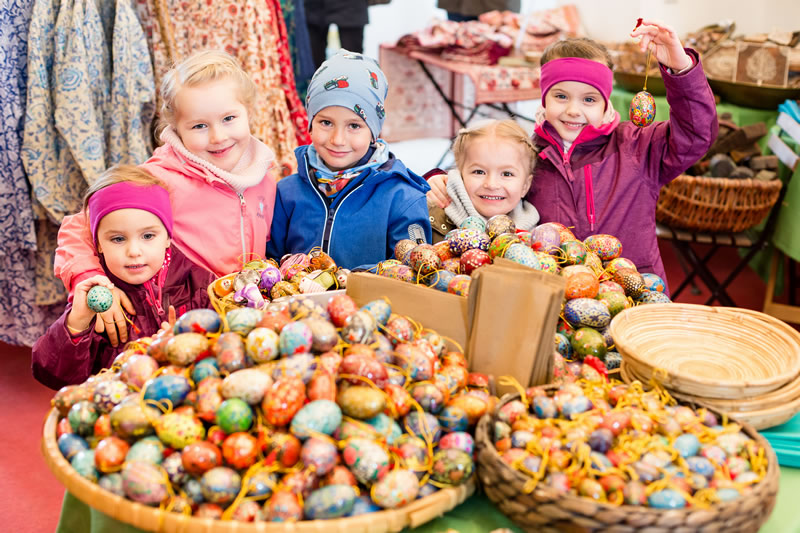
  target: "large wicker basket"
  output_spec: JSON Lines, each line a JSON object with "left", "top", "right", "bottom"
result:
{"left": 475, "top": 390, "right": 780, "bottom": 533}
{"left": 42, "top": 409, "right": 474, "bottom": 533}
{"left": 656, "top": 174, "right": 782, "bottom": 233}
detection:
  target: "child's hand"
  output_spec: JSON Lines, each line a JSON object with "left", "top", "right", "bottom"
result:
{"left": 67, "top": 276, "right": 116, "bottom": 334}
{"left": 426, "top": 174, "right": 451, "bottom": 209}
{"left": 93, "top": 287, "right": 136, "bottom": 347}
{"left": 630, "top": 20, "right": 692, "bottom": 73}
{"left": 158, "top": 305, "right": 177, "bottom": 333}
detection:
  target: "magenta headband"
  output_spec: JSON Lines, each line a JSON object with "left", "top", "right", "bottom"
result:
{"left": 89, "top": 182, "right": 173, "bottom": 243}
{"left": 540, "top": 57, "right": 613, "bottom": 110}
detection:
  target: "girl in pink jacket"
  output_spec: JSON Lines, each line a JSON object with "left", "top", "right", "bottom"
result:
{"left": 54, "top": 50, "right": 277, "bottom": 346}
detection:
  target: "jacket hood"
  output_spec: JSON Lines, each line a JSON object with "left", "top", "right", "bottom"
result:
{"left": 295, "top": 144, "right": 430, "bottom": 194}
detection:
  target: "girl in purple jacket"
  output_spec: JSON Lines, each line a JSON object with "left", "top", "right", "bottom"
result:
{"left": 32, "top": 165, "right": 215, "bottom": 390}
{"left": 429, "top": 22, "right": 718, "bottom": 289}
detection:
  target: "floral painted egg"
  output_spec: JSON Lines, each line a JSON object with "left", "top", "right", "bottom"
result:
{"left": 555, "top": 332, "right": 573, "bottom": 358}
{"left": 531, "top": 224, "right": 561, "bottom": 254}
{"left": 225, "top": 307, "right": 263, "bottom": 336}
{"left": 58, "top": 433, "right": 89, "bottom": 461}
{"left": 362, "top": 299, "right": 392, "bottom": 326}
{"left": 638, "top": 290, "right": 672, "bottom": 304}
{"left": 211, "top": 332, "right": 246, "bottom": 373}
{"left": 193, "top": 377, "right": 223, "bottom": 422}
{"left": 201, "top": 466, "right": 241, "bottom": 505}
{"left": 143, "top": 375, "right": 191, "bottom": 407}
{"left": 109, "top": 397, "right": 159, "bottom": 439}
{"left": 304, "top": 484, "right": 357, "bottom": 519}
{"left": 630, "top": 90, "right": 656, "bottom": 127}
{"left": 564, "top": 272, "right": 599, "bottom": 299}
{"left": 641, "top": 272, "right": 666, "bottom": 293}
{"left": 385, "top": 383, "right": 413, "bottom": 417}
{"left": 120, "top": 354, "right": 159, "bottom": 389}
{"left": 459, "top": 248, "right": 492, "bottom": 275}
{"left": 53, "top": 385, "right": 93, "bottom": 416}
{"left": 301, "top": 438, "right": 339, "bottom": 476}
{"left": 605, "top": 257, "right": 637, "bottom": 276}
{"left": 94, "top": 436, "right": 130, "bottom": 473}
{"left": 272, "top": 352, "right": 317, "bottom": 383}
{"left": 337, "top": 385, "right": 385, "bottom": 419}
{"left": 394, "top": 239, "right": 416, "bottom": 261}
{"left": 221, "top": 432, "right": 258, "bottom": 470}
{"left": 614, "top": 269, "right": 647, "bottom": 298}
{"left": 534, "top": 252, "right": 559, "bottom": 274}
{"left": 395, "top": 344, "right": 434, "bottom": 382}
{"left": 488, "top": 233, "right": 520, "bottom": 259}
{"left": 341, "top": 309, "right": 377, "bottom": 344}
{"left": 564, "top": 298, "right": 611, "bottom": 329}
{"left": 447, "top": 274, "right": 472, "bottom": 296}
{"left": 597, "top": 291, "right": 631, "bottom": 317}
{"left": 278, "top": 320, "right": 313, "bottom": 356}
{"left": 244, "top": 327, "right": 279, "bottom": 363}
{"left": 372, "top": 469, "right": 419, "bottom": 509}
{"left": 328, "top": 293, "right": 359, "bottom": 327}
{"left": 437, "top": 404, "right": 469, "bottom": 433}
{"left": 220, "top": 368, "right": 272, "bottom": 405}
{"left": 215, "top": 398, "right": 253, "bottom": 434}
{"left": 159, "top": 452, "right": 187, "bottom": 486}
{"left": 439, "top": 431, "right": 474, "bottom": 455}
{"left": 342, "top": 438, "right": 390, "bottom": 484}
{"left": 166, "top": 333, "right": 209, "bottom": 366}
{"left": 485, "top": 214, "right": 515, "bottom": 239}
{"left": 431, "top": 448, "right": 473, "bottom": 485}
{"left": 262, "top": 377, "right": 306, "bottom": 427}
{"left": 340, "top": 354, "right": 389, "bottom": 388}
{"left": 68, "top": 400, "right": 99, "bottom": 436}
{"left": 154, "top": 412, "right": 205, "bottom": 449}
{"left": 431, "top": 240, "right": 455, "bottom": 263}
{"left": 409, "top": 244, "right": 442, "bottom": 276}
{"left": 92, "top": 380, "right": 130, "bottom": 414}
{"left": 448, "top": 229, "right": 490, "bottom": 254}
{"left": 440, "top": 257, "right": 461, "bottom": 274}
{"left": 125, "top": 436, "right": 164, "bottom": 465}
{"left": 503, "top": 243, "right": 541, "bottom": 269}
{"left": 598, "top": 280, "right": 625, "bottom": 295}
{"left": 382, "top": 264, "right": 416, "bottom": 283}
{"left": 583, "top": 234, "right": 623, "bottom": 261}
{"left": 426, "top": 270, "right": 455, "bottom": 292}
{"left": 516, "top": 231, "right": 533, "bottom": 247}
{"left": 173, "top": 309, "right": 221, "bottom": 335}
{"left": 384, "top": 315, "right": 413, "bottom": 346}
{"left": 561, "top": 240, "right": 588, "bottom": 265}
{"left": 122, "top": 460, "right": 168, "bottom": 504}
{"left": 307, "top": 369, "right": 336, "bottom": 402}
{"left": 291, "top": 400, "right": 342, "bottom": 438}
{"left": 570, "top": 328, "right": 607, "bottom": 360}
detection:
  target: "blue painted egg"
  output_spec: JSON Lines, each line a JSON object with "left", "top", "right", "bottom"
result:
{"left": 533, "top": 395, "right": 557, "bottom": 419}
{"left": 126, "top": 436, "right": 165, "bottom": 464}
{"left": 272, "top": 352, "right": 317, "bottom": 383}
{"left": 717, "top": 487, "right": 741, "bottom": 502}
{"left": 503, "top": 243, "right": 541, "bottom": 269}
{"left": 183, "top": 479, "right": 205, "bottom": 506}
{"left": 71, "top": 450, "right": 98, "bottom": 481}
{"left": 143, "top": 375, "right": 191, "bottom": 407}
{"left": 438, "top": 405, "right": 469, "bottom": 433}
{"left": 674, "top": 433, "right": 701, "bottom": 458}
{"left": 98, "top": 473, "right": 124, "bottom": 497}
{"left": 200, "top": 467, "right": 241, "bottom": 504}
{"left": 648, "top": 488, "right": 686, "bottom": 509}
{"left": 459, "top": 216, "right": 486, "bottom": 233}
{"left": 278, "top": 320, "right": 313, "bottom": 356}
{"left": 191, "top": 358, "right": 220, "bottom": 383}
{"left": 304, "top": 485, "right": 357, "bottom": 519}
{"left": 87, "top": 285, "right": 114, "bottom": 313}
{"left": 174, "top": 308, "right": 221, "bottom": 334}
{"left": 564, "top": 298, "right": 611, "bottom": 329}
{"left": 562, "top": 395, "right": 593, "bottom": 419}
{"left": 291, "top": 399, "right": 342, "bottom": 439}
{"left": 225, "top": 307, "right": 263, "bottom": 336}
{"left": 605, "top": 351, "right": 622, "bottom": 370}
{"left": 687, "top": 456, "right": 715, "bottom": 478}
{"left": 448, "top": 229, "right": 490, "bottom": 255}
{"left": 247, "top": 469, "right": 279, "bottom": 498}
{"left": 365, "top": 413, "right": 403, "bottom": 445}
{"left": 427, "top": 270, "right": 455, "bottom": 292}
{"left": 362, "top": 299, "right": 392, "bottom": 326}
{"left": 349, "top": 494, "right": 382, "bottom": 515}
{"left": 640, "top": 272, "right": 666, "bottom": 292}
{"left": 637, "top": 290, "right": 672, "bottom": 304}
{"left": 554, "top": 332, "right": 572, "bottom": 359}
{"left": 58, "top": 433, "right": 88, "bottom": 460}
{"left": 301, "top": 438, "right": 340, "bottom": 476}
{"left": 404, "top": 411, "right": 442, "bottom": 443}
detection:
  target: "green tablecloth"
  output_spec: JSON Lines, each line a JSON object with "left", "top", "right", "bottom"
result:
{"left": 772, "top": 151, "right": 800, "bottom": 263}
{"left": 55, "top": 466, "right": 800, "bottom": 533}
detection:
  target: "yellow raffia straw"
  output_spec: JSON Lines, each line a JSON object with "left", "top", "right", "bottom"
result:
{"left": 497, "top": 376, "right": 529, "bottom": 408}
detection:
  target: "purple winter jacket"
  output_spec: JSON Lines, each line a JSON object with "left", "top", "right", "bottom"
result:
{"left": 32, "top": 247, "right": 215, "bottom": 390}
{"left": 526, "top": 49, "right": 718, "bottom": 290}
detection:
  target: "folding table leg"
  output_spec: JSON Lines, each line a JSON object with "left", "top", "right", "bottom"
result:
{"left": 704, "top": 242, "right": 766, "bottom": 306}
{"left": 673, "top": 241, "right": 736, "bottom": 306}
{"left": 671, "top": 242, "right": 715, "bottom": 298}
{"left": 416, "top": 60, "right": 468, "bottom": 129}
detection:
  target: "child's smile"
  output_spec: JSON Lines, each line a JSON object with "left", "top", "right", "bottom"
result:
{"left": 544, "top": 80, "right": 605, "bottom": 144}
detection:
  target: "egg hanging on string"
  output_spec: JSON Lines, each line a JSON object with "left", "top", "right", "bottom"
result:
{"left": 629, "top": 90, "right": 656, "bottom": 127}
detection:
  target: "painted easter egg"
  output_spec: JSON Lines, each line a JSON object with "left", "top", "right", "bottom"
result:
{"left": 394, "top": 239, "right": 416, "bottom": 261}
{"left": 364, "top": 413, "right": 403, "bottom": 445}
{"left": 605, "top": 257, "right": 637, "bottom": 276}
{"left": 304, "top": 484, "right": 357, "bottom": 519}
{"left": 630, "top": 90, "right": 656, "bottom": 127}
{"left": 265, "top": 490, "right": 303, "bottom": 521}
{"left": 216, "top": 398, "right": 253, "bottom": 434}
{"left": 92, "top": 380, "right": 130, "bottom": 414}
{"left": 404, "top": 411, "right": 442, "bottom": 443}
{"left": 532, "top": 224, "right": 561, "bottom": 254}
{"left": 191, "top": 358, "right": 219, "bottom": 383}
{"left": 409, "top": 244, "right": 442, "bottom": 276}
{"left": 120, "top": 460, "right": 168, "bottom": 504}
{"left": 270, "top": 280, "right": 300, "bottom": 300}
{"left": 53, "top": 385, "right": 92, "bottom": 416}
{"left": 426, "top": 270, "right": 455, "bottom": 292}
{"left": 109, "top": 397, "right": 159, "bottom": 439}
{"left": 119, "top": 354, "right": 159, "bottom": 389}
{"left": 614, "top": 268, "right": 647, "bottom": 298}
{"left": 340, "top": 354, "right": 389, "bottom": 388}
{"left": 165, "top": 333, "right": 209, "bottom": 366}
{"left": 488, "top": 233, "right": 520, "bottom": 259}
{"left": 68, "top": 400, "right": 98, "bottom": 436}
{"left": 638, "top": 290, "right": 672, "bottom": 304}
{"left": 342, "top": 438, "right": 390, "bottom": 485}
{"left": 337, "top": 385, "right": 385, "bottom": 420}
{"left": 597, "top": 291, "right": 630, "bottom": 317}
{"left": 503, "top": 243, "right": 541, "bottom": 269}
{"left": 158, "top": 452, "right": 186, "bottom": 486}
{"left": 598, "top": 280, "right": 625, "bottom": 295}
{"left": 362, "top": 299, "right": 392, "bottom": 326}
{"left": 447, "top": 274, "right": 471, "bottom": 296}
{"left": 431, "top": 448, "right": 473, "bottom": 485}
{"left": 258, "top": 265, "right": 282, "bottom": 293}
{"left": 143, "top": 375, "right": 191, "bottom": 407}
{"left": 485, "top": 214, "right": 515, "bottom": 239}
{"left": 194, "top": 377, "right": 224, "bottom": 422}
{"left": 372, "top": 469, "right": 419, "bottom": 509}
{"left": 516, "top": 230, "right": 533, "bottom": 246}
{"left": 384, "top": 383, "right": 413, "bottom": 417}
{"left": 328, "top": 293, "right": 358, "bottom": 327}
{"left": 561, "top": 240, "right": 587, "bottom": 265}
{"left": 278, "top": 320, "right": 313, "bottom": 356}
{"left": 272, "top": 352, "right": 317, "bottom": 383}
{"left": 94, "top": 436, "right": 129, "bottom": 473}
{"left": 408, "top": 382, "right": 446, "bottom": 414}
{"left": 86, "top": 285, "right": 114, "bottom": 313}
{"left": 98, "top": 473, "right": 124, "bottom": 497}
{"left": 555, "top": 332, "right": 573, "bottom": 358}
{"left": 301, "top": 437, "right": 339, "bottom": 477}
{"left": 448, "top": 229, "right": 490, "bottom": 255}
{"left": 564, "top": 272, "right": 599, "bottom": 299}
{"left": 220, "top": 432, "right": 258, "bottom": 470}
{"left": 220, "top": 368, "right": 272, "bottom": 405}
{"left": 641, "top": 272, "right": 666, "bottom": 293}
{"left": 341, "top": 309, "right": 376, "bottom": 344}
{"left": 459, "top": 215, "right": 486, "bottom": 232}
{"left": 211, "top": 332, "right": 246, "bottom": 373}
{"left": 583, "top": 234, "right": 622, "bottom": 261}
{"left": 262, "top": 377, "right": 307, "bottom": 427}
{"left": 225, "top": 307, "right": 263, "bottom": 336}
{"left": 70, "top": 449, "right": 98, "bottom": 481}
{"left": 541, "top": 222, "right": 576, "bottom": 244}
{"left": 564, "top": 298, "right": 611, "bottom": 329}
{"left": 291, "top": 400, "right": 342, "bottom": 439}
{"left": 173, "top": 308, "right": 221, "bottom": 335}
{"left": 58, "top": 433, "right": 89, "bottom": 461}
{"left": 439, "top": 431, "right": 474, "bottom": 455}
{"left": 154, "top": 412, "right": 205, "bottom": 449}
{"left": 534, "top": 252, "right": 559, "bottom": 274}
{"left": 200, "top": 466, "right": 241, "bottom": 505}
{"left": 244, "top": 327, "right": 279, "bottom": 363}
{"left": 459, "top": 248, "right": 492, "bottom": 275}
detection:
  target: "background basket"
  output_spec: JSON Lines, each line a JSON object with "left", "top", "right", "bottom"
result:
{"left": 656, "top": 174, "right": 782, "bottom": 233}
{"left": 475, "top": 390, "right": 780, "bottom": 533}
{"left": 42, "top": 409, "right": 474, "bottom": 533}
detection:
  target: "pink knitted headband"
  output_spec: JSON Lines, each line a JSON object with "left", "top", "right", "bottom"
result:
{"left": 89, "top": 182, "right": 173, "bottom": 243}
{"left": 540, "top": 57, "right": 613, "bottom": 110}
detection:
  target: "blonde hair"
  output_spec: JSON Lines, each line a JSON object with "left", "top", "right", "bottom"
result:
{"left": 452, "top": 119, "right": 536, "bottom": 177}
{"left": 158, "top": 50, "right": 257, "bottom": 133}
{"left": 541, "top": 38, "right": 614, "bottom": 69}
{"left": 83, "top": 165, "right": 168, "bottom": 211}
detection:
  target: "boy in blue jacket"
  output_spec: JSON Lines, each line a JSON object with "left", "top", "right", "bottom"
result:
{"left": 267, "top": 50, "right": 432, "bottom": 269}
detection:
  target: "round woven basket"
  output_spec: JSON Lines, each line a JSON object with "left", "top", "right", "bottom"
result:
{"left": 608, "top": 303, "right": 800, "bottom": 400}
{"left": 656, "top": 174, "right": 782, "bottom": 233}
{"left": 475, "top": 391, "right": 780, "bottom": 533}
{"left": 42, "top": 409, "right": 474, "bottom": 533}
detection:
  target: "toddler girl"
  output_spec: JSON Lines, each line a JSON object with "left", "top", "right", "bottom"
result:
{"left": 33, "top": 165, "right": 215, "bottom": 389}
{"left": 427, "top": 119, "right": 539, "bottom": 241}
{"left": 54, "top": 50, "right": 277, "bottom": 345}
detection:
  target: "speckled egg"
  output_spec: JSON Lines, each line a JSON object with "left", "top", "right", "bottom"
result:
{"left": 447, "top": 274, "right": 472, "bottom": 296}
{"left": 630, "top": 90, "right": 656, "bottom": 127}
{"left": 221, "top": 432, "right": 258, "bottom": 470}
{"left": 372, "top": 469, "right": 420, "bottom": 509}
{"left": 564, "top": 272, "right": 599, "bottom": 299}
{"left": 85, "top": 285, "right": 114, "bottom": 314}
{"left": 485, "top": 214, "right": 515, "bottom": 239}
{"left": 394, "top": 239, "right": 417, "bottom": 261}
{"left": 597, "top": 291, "right": 630, "bottom": 317}
{"left": 337, "top": 385, "right": 385, "bottom": 419}
{"left": 244, "top": 327, "right": 279, "bottom": 363}
{"left": 92, "top": 380, "right": 130, "bottom": 414}
{"left": 262, "top": 377, "right": 307, "bottom": 427}
{"left": 459, "top": 215, "right": 486, "bottom": 232}
{"left": 301, "top": 438, "right": 340, "bottom": 476}
{"left": 200, "top": 466, "right": 241, "bottom": 505}
{"left": 143, "top": 375, "right": 191, "bottom": 408}
{"left": 291, "top": 400, "right": 342, "bottom": 438}
{"left": 640, "top": 272, "right": 666, "bottom": 292}
{"left": 459, "top": 248, "right": 492, "bottom": 275}
{"left": 211, "top": 332, "right": 246, "bottom": 373}
{"left": 342, "top": 438, "right": 390, "bottom": 484}
{"left": 535, "top": 252, "right": 560, "bottom": 274}
{"left": 215, "top": 398, "right": 253, "bottom": 434}
{"left": 638, "top": 290, "right": 672, "bottom": 304}
{"left": 225, "top": 307, "right": 263, "bottom": 336}
{"left": 409, "top": 244, "right": 443, "bottom": 277}
{"left": 605, "top": 257, "right": 637, "bottom": 276}
{"left": 122, "top": 460, "right": 168, "bottom": 504}
{"left": 503, "top": 243, "right": 540, "bottom": 269}
{"left": 564, "top": 298, "right": 611, "bottom": 329}
{"left": 165, "top": 333, "right": 209, "bottom": 366}
{"left": 304, "top": 484, "right": 357, "bottom": 519}
{"left": 583, "top": 234, "right": 623, "bottom": 261}
{"left": 431, "top": 448, "right": 473, "bottom": 485}
{"left": 181, "top": 441, "right": 223, "bottom": 475}
{"left": 614, "top": 269, "right": 647, "bottom": 299}
{"left": 154, "top": 412, "right": 205, "bottom": 449}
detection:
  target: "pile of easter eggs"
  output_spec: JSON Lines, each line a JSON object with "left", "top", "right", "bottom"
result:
{"left": 487, "top": 377, "right": 768, "bottom": 510}
{"left": 52, "top": 294, "right": 491, "bottom": 522}
{"left": 212, "top": 250, "right": 349, "bottom": 310}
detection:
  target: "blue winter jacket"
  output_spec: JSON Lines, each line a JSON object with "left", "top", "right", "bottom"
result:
{"left": 267, "top": 145, "right": 432, "bottom": 269}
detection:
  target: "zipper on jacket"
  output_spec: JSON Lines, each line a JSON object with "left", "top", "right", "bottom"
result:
{"left": 237, "top": 192, "right": 247, "bottom": 263}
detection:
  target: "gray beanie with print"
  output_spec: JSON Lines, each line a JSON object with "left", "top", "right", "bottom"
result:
{"left": 306, "top": 49, "right": 388, "bottom": 140}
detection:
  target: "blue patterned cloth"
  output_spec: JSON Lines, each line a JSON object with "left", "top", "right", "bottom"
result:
{"left": 0, "top": 0, "right": 65, "bottom": 345}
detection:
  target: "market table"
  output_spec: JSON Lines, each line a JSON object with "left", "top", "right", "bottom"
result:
{"left": 54, "top": 466, "right": 800, "bottom": 532}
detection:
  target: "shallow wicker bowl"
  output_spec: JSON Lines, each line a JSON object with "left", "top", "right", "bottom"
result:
{"left": 707, "top": 77, "right": 800, "bottom": 110}
{"left": 475, "top": 391, "right": 780, "bottom": 533}
{"left": 608, "top": 303, "right": 800, "bottom": 400}
{"left": 42, "top": 409, "right": 474, "bottom": 533}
